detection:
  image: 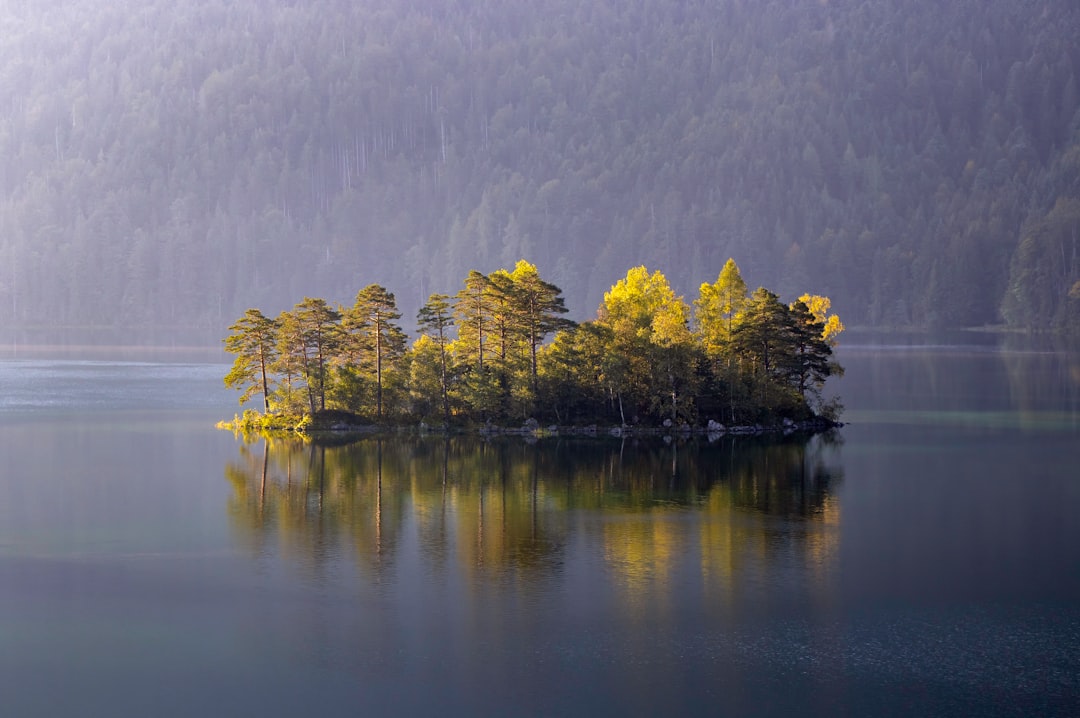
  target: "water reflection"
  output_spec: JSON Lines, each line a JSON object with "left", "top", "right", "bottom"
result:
{"left": 837, "top": 332, "right": 1080, "bottom": 430}
{"left": 225, "top": 435, "right": 843, "bottom": 601}
{"left": 1000, "top": 345, "right": 1080, "bottom": 429}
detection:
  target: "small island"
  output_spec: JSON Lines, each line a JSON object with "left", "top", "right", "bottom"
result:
{"left": 221, "top": 259, "right": 844, "bottom": 438}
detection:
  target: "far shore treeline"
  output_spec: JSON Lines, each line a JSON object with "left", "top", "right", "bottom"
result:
{"left": 222, "top": 259, "right": 844, "bottom": 432}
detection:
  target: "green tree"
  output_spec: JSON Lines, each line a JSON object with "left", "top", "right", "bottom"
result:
{"left": 417, "top": 292, "right": 456, "bottom": 426}
{"left": 485, "top": 268, "right": 521, "bottom": 372}
{"left": 346, "top": 284, "right": 407, "bottom": 420}
{"left": 288, "top": 297, "right": 342, "bottom": 415}
{"left": 408, "top": 335, "right": 448, "bottom": 423}
{"left": 223, "top": 308, "right": 279, "bottom": 412}
{"left": 536, "top": 321, "right": 612, "bottom": 423}
{"left": 508, "top": 259, "right": 573, "bottom": 392}
{"left": 454, "top": 270, "right": 495, "bottom": 373}
{"left": 786, "top": 299, "right": 836, "bottom": 406}
{"left": 452, "top": 270, "right": 503, "bottom": 420}
{"left": 731, "top": 288, "right": 799, "bottom": 414}
{"left": 272, "top": 309, "right": 311, "bottom": 415}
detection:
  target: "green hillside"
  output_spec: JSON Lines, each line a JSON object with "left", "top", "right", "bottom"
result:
{"left": 1, "top": 0, "right": 1078, "bottom": 337}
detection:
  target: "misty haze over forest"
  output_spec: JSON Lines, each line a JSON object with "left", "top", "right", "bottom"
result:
{"left": 1, "top": 0, "right": 1078, "bottom": 340}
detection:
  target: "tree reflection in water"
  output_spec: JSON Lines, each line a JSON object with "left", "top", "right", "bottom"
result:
{"left": 225, "top": 434, "right": 843, "bottom": 591}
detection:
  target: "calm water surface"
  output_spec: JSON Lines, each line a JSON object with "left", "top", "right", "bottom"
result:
{"left": 0, "top": 337, "right": 1077, "bottom": 716}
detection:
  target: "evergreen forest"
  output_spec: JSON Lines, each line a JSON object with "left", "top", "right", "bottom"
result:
{"left": 223, "top": 260, "right": 843, "bottom": 429}
{"left": 2, "top": 0, "right": 1079, "bottom": 336}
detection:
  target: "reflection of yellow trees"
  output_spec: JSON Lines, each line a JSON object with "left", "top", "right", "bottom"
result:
{"left": 225, "top": 435, "right": 843, "bottom": 594}
{"left": 226, "top": 436, "right": 407, "bottom": 577}
{"left": 805, "top": 495, "right": 841, "bottom": 576}
{"left": 604, "top": 510, "right": 683, "bottom": 620}
{"left": 442, "top": 444, "right": 582, "bottom": 586}
{"left": 699, "top": 487, "right": 742, "bottom": 603}
{"left": 701, "top": 438, "right": 842, "bottom": 596}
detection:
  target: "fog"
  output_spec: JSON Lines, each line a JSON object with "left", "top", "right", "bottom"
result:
{"left": 1, "top": 0, "right": 1078, "bottom": 343}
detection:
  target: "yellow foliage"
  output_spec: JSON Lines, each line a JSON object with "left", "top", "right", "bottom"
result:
{"left": 694, "top": 258, "right": 748, "bottom": 357}
{"left": 798, "top": 293, "right": 845, "bottom": 344}
{"left": 601, "top": 266, "right": 691, "bottom": 346}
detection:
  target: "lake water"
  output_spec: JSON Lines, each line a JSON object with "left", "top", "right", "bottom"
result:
{"left": 0, "top": 336, "right": 1077, "bottom": 716}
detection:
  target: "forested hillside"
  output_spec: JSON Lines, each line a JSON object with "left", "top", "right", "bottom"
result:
{"left": 1, "top": 0, "right": 1078, "bottom": 338}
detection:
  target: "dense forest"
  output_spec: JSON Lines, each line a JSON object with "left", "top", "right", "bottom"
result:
{"left": 1, "top": 0, "right": 1079, "bottom": 338}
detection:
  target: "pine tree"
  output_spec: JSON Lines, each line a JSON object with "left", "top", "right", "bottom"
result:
{"left": 417, "top": 293, "right": 455, "bottom": 425}
{"left": 787, "top": 299, "right": 836, "bottom": 405}
{"left": 454, "top": 270, "right": 495, "bottom": 373}
{"left": 288, "top": 297, "right": 342, "bottom": 415}
{"left": 223, "top": 308, "right": 279, "bottom": 412}
{"left": 508, "top": 260, "right": 573, "bottom": 392}
{"left": 731, "top": 288, "right": 797, "bottom": 413}
{"left": 346, "top": 285, "right": 407, "bottom": 420}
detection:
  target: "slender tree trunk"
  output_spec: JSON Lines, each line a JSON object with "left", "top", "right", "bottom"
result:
{"left": 375, "top": 316, "right": 383, "bottom": 420}
{"left": 302, "top": 345, "right": 316, "bottom": 415}
{"left": 439, "top": 339, "right": 450, "bottom": 426}
{"left": 317, "top": 342, "right": 327, "bottom": 412}
{"left": 259, "top": 350, "right": 270, "bottom": 412}
{"left": 259, "top": 440, "right": 268, "bottom": 512}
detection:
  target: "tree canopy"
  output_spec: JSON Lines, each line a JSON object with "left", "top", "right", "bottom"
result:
{"left": 224, "top": 260, "right": 844, "bottom": 429}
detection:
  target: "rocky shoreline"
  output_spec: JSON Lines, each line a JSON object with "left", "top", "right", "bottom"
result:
{"left": 318, "top": 414, "right": 842, "bottom": 439}
{"left": 221, "top": 409, "right": 842, "bottom": 441}
{"left": 468, "top": 416, "right": 841, "bottom": 438}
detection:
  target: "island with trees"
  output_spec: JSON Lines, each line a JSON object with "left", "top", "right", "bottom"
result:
{"left": 222, "top": 259, "right": 844, "bottom": 437}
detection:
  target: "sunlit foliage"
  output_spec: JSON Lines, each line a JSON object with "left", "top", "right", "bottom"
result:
{"left": 224, "top": 259, "right": 843, "bottom": 428}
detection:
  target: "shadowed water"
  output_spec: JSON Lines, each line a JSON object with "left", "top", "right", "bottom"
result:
{"left": 0, "top": 335, "right": 1077, "bottom": 716}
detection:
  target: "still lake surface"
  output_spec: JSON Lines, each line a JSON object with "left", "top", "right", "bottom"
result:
{"left": 0, "top": 335, "right": 1077, "bottom": 716}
